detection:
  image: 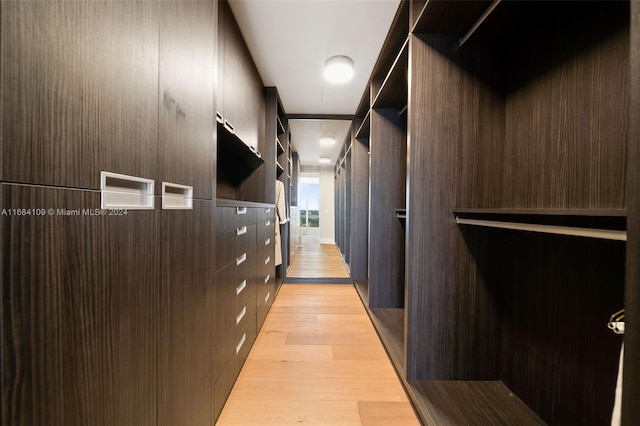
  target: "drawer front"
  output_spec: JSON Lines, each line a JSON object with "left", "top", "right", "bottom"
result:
{"left": 214, "top": 294, "right": 236, "bottom": 345}
{"left": 216, "top": 207, "right": 236, "bottom": 234}
{"left": 234, "top": 223, "right": 257, "bottom": 251}
{"left": 214, "top": 326, "right": 235, "bottom": 381}
{"left": 234, "top": 248, "right": 255, "bottom": 282}
{"left": 214, "top": 263, "right": 237, "bottom": 311}
{"left": 256, "top": 206, "right": 274, "bottom": 222}
{"left": 235, "top": 206, "right": 257, "bottom": 226}
{"left": 214, "top": 347, "right": 236, "bottom": 420}
{"left": 215, "top": 230, "right": 236, "bottom": 271}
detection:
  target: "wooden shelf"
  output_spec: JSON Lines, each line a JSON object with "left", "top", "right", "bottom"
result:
{"left": 412, "top": 0, "right": 494, "bottom": 35}
{"left": 355, "top": 110, "right": 371, "bottom": 140}
{"left": 277, "top": 116, "right": 285, "bottom": 135}
{"left": 276, "top": 161, "right": 284, "bottom": 176}
{"left": 370, "top": 1, "right": 409, "bottom": 86}
{"left": 372, "top": 39, "right": 408, "bottom": 109}
{"left": 354, "top": 279, "right": 544, "bottom": 425}
{"left": 453, "top": 209, "right": 626, "bottom": 241}
{"left": 276, "top": 138, "right": 285, "bottom": 155}
{"left": 217, "top": 121, "right": 264, "bottom": 186}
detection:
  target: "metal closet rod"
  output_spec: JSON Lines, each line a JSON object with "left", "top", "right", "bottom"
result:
{"left": 455, "top": 217, "right": 627, "bottom": 241}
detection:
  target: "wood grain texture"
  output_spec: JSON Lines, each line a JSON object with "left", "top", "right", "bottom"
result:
{"left": 624, "top": 2, "right": 640, "bottom": 424}
{"left": 159, "top": 1, "right": 215, "bottom": 200}
{"left": 501, "top": 3, "right": 628, "bottom": 210}
{"left": 1, "top": 184, "right": 157, "bottom": 426}
{"left": 368, "top": 108, "right": 406, "bottom": 309}
{"left": 158, "top": 199, "right": 215, "bottom": 426}
{"left": 218, "top": 284, "right": 418, "bottom": 425}
{"left": 349, "top": 136, "right": 370, "bottom": 281}
{"left": 493, "top": 231, "right": 624, "bottom": 425}
{"left": 406, "top": 33, "right": 501, "bottom": 380}
{"left": 1, "top": 1, "right": 159, "bottom": 189}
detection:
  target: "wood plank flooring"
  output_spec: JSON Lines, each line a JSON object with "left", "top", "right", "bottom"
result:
{"left": 288, "top": 234, "right": 350, "bottom": 278}
{"left": 217, "top": 284, "right": 420, "bottom": 425}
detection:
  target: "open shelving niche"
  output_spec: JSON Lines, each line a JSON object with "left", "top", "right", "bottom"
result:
{"left": 355, "top": 0, "right": 631, "bottom": 424}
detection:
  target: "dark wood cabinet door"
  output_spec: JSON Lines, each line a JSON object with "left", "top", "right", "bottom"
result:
{"left": 1, "top": 184, "right": 157, "bottom": 426}
{"left": 159, "top": 1, "right": 216, "bottom": 200}
{"left": 158, "top": 199, "right": 215, "bottom": 426}
{"left": 1, "top": 1, "right": 159, "bottom": 189}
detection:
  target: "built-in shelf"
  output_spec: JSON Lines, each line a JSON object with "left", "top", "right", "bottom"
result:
{"left": 276, "top": 161, "right": 284, "bottom": 176}
{"left": 276, "top": 138, "right": 285, "bottom": 155}
{"left": 412, "top": 0, "right": 494, "bottom": 36}
{"left": 217, "top": 121, "right": 264, "bottom": 186}
{"left": 355, "top": 110, "right": 371, "bottom": 140}
{"left": 354, "top": 279, "right": 543, "bottom": 425}
{"left": 453, "top": 209, "right": 627, "bottom": 241}
{"left": 372, "top": 38, "right": 408, "bottom": 109}
{"left": 277, "top": 116, "right": 285, "bottom": 135}
{"left": 370, "top": 1, "right": 409, "bottom": 88}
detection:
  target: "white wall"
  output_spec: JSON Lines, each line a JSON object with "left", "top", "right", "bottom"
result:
{"left": 318, "top": 167, "right": 335, "bottom": 244}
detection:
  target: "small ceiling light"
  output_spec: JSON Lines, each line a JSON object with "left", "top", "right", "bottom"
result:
{"left": 324, "top": 55, "right": 354, "bottom": 84}
{"left": 318, "top": 157, "right": 331, "bottom": 164}
{"left": 320, "top": 136, "right": 336, "bottom": 146}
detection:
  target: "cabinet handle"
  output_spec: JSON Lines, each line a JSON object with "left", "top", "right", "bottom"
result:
{"left": 216, "top": 111, "right": 224, "bottom": 123}
{"left": 237, "top": 253, "right": 247, "bottom": 265}
{"left": 265, "top": 238, "right": 271, "bottom": 246}
{"left": 224, "top": 119, "right": 235, "bottom": 134}
{"left": 266, "top": 208, "right": 271, "bottom": 213}
{"left": 236, "top": 226, "right": 247, "bottom": 236}
{"left": 235, "top": 333, "right": 246, "bottom": 354}
{"left": 237, "top": 207, "right": 247, "bottom": 215}
{"left": 100, "top": 171, "right": 154, "bottom": 210}
{"left": 264, "top": 274, "right": 270, "bottom": 284}
{"left": 266, "top": 220, "right": 271, "bottom": 226}
{"left": 161, "top": 182, "right": 193, "bottom": 210}
{"left": 236, "top": 280, "right": 247, "bottom": 295}
{"left": 236, "top": 306, "right": 247, "bottom": 325}
{"left": 264, "top": 292, "right": 270, "bottom": 304}
{"left": 264, "top": 256, "right": 270, "bottom": 265}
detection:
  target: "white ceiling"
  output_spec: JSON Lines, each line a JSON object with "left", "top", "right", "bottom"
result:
{"left": 227, "top": 0, "right": 400, "bottom": 165}
{"left": 289, "top": 119, "right": 352, "bottom": 165}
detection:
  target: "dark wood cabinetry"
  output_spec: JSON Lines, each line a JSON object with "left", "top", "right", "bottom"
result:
{"left": 159, "top": 1, "right": 215, "bottom": 200}
{"left": 213, "top": 201, "right": 276, "bottom": 421}
{"left": 158, "top": 199, "right": 215, "bottom": 426}
{"left": 345, "top": 0, "right": 635, "bottom": 424}
{"left": 1, "top": 184, "right": 158, "bottom": 426}
{"left": 1, "top": 1, "right": 160, "bottom": 190}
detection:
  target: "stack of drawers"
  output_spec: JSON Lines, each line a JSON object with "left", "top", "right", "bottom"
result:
{"left": 213, "top": 202, "right": 276, "bottom": 420}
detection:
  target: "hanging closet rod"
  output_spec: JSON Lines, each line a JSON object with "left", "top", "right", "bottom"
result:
{"left": 455, "top": 217, "right": 627, "bottom": 241}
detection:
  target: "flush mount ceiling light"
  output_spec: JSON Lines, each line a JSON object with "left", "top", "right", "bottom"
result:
{"left": 320, "top": 136, "right": 336, "bottom": 146}
{"left": 323, "top": 55, "right": 354, "bottom": 84}
{"left": 318, "top": 157, "right": 331, "bottom": 164}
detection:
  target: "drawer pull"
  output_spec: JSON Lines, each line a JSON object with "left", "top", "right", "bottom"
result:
{"left": 236, "top": 226, "right": 247, "bottom": 236}
{"left": 265, "top": 220, "right": 271, "bottom": 226}
{"left": 264, "top": 292, "right": 270, "bottom": 304}
{"left": 216, "top": 111, "right": 224, "bottom": 123}
{"left": 236, "top": 207, "right": 247, "bottom": 215}
{"left": 265, "top": 238, "right": 271, "bottom": 246}
{"left": 224, "top": 119, "right": 235, "bottom": 134}
{"left": 264, "top": 256, "right": 270, "bottom": 265}
{"left": 237, "top": 253, "right": 247, "bottom": 265}
{"left": 264, "top": 274, "right": 270, "bottom": 284}
{"left": 100, "top": 171, "right": 154, "bottom": 210}
{"left": 236, "top": 306, "right": 247, "bottom": 325}
{"left": 235, "top": 333, "right": 246, "bottom": 354}
{"left": 161, "top": 182, "right": 193, "bottom": 210}
{"left": 236, "top": 280, "right": 247, "bottom": 295}
{"left": 266, "top": 208, "right": 271, "bottom": 213}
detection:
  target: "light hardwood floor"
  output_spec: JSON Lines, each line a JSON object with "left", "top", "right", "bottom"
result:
{"left": 288, "top": 232, "right": 350, "bottom": 278}
{"left": 217, "top": 284, "right": 420, "bottom": 425}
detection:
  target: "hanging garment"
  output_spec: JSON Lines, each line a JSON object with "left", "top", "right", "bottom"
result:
{"left": 275, "top": 180, "right": 289, "bottom": 266}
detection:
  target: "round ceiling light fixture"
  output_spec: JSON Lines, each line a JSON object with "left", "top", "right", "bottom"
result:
{"left": 318, "top": 157, "right": 331, "bottom": 164}
{"left": 323, "top": 55, "right": 354, "bottom": 84}
{"left": 320, "top": 136, "right": 336, "bottom": 146}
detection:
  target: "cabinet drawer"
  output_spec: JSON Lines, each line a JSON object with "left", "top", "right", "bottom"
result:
{"left": 235, "top": 206, "right": 257, "bottom": 226}
{"left": 215, "top": 230, "right": 236, "bottom": 271}
{"left": 256, "top": 206, "right": 274, "bottom": 222}
{"left": 214, "top": 346, "right": 236, "bottom": 419}
{"left": 214, "top": 326, "right": 235, "bottom": 381}
{"left": 214, "top": 263, "right": 237, "bottom": 311}
{"left": 235, "top": 223, "right": 257, "bottom": 252}
{"left": 234, "top": 248, "right": 255, "bottom": 282}
{"left": 214, "top": 294, "right": 236, "bottom": 345}
{"left": 216, "top": 207, "right": 236, "bottom": 234}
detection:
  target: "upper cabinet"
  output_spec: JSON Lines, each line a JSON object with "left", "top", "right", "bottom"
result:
{"left": 0, "top": 1, "right": 160, "bottom": 191}
{"left": 158, "top": 1, "right": 216, "bottom": 200}
{"left": 1, "top": 1, "right": 216, "bottom": 199}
